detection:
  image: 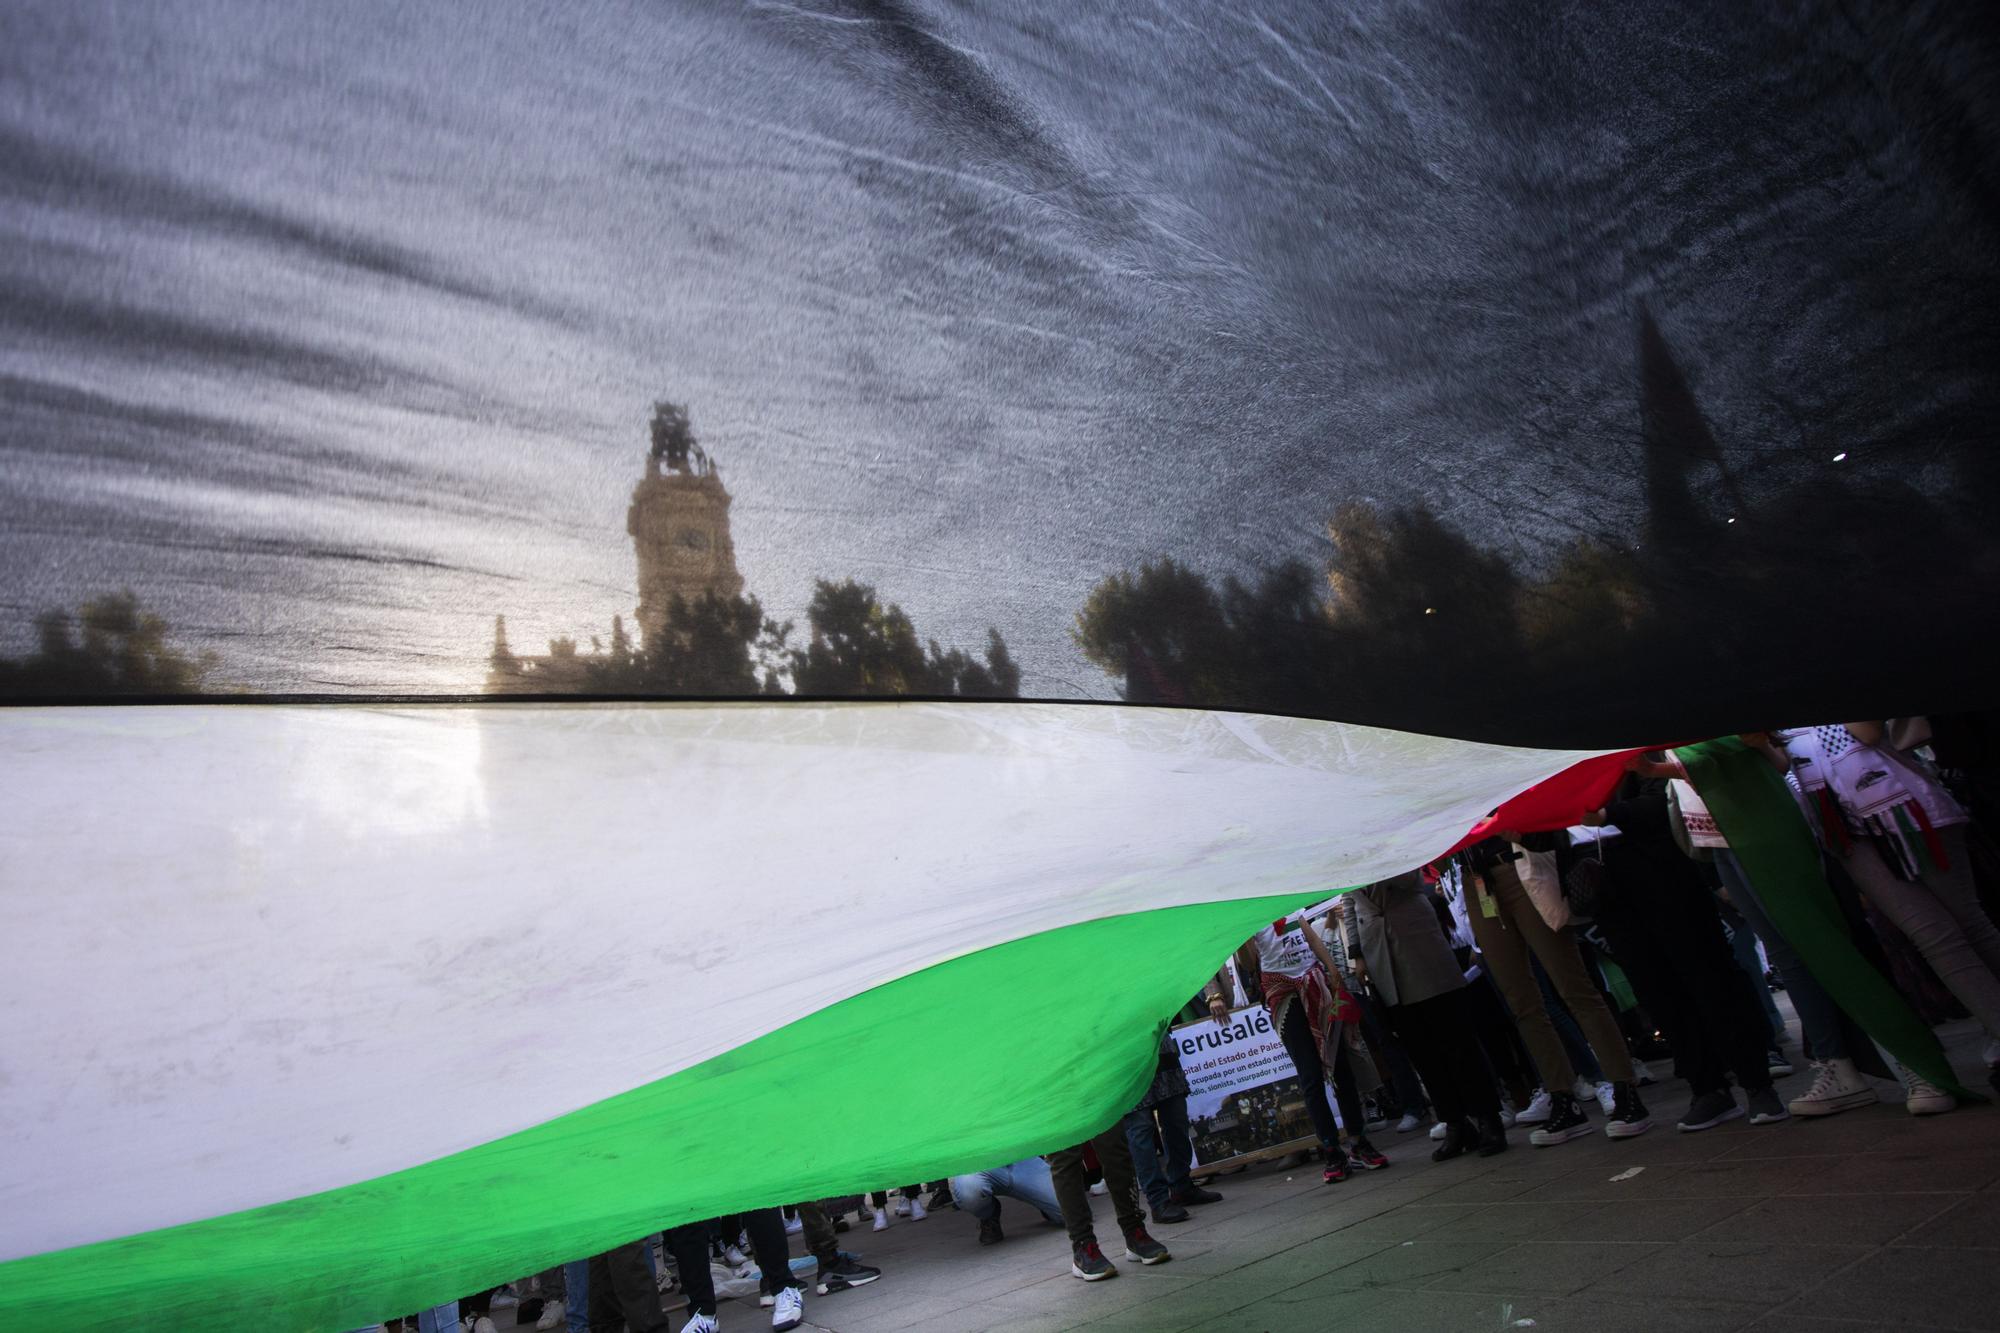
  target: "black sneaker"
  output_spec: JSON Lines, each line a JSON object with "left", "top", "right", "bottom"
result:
{"left": 977, "top": 1216, "right": 1004, "bottom": 1246}
{"left": 1348, "top": 1138, "right": 1390, "bottom": 1170}
{"left": 1321, "top": 1145, "right": 1350, "bottom": 1183}
{"left": 1528, "top": 1092, "right": 1592, "bottom": 1146}
{"left": 927, "top": 1186, "right": 955, "bottom": 1211}
{"left": 816, "top": 1257, "right": 882, "bottom": 1296}
{"left": 1604, "top": 1081, "right": 1652, "bottom": 1139}
{"left": 1431, "top": 1119, "right": 1472, "bottom": 1162}
{"left": 1170, "top": 1184, "right": 1223, "bottom": 1206}
{"left": 1474, "top": 1113, "right": 1508, "bottom": 1157}
{"left": 1122, "top": 1225, "right": 1172, "bottom": 1266}
{"left": 1677, "top": 1088, "right": 1745, "bottom": 1132}
{"left": 1151, "top": 1201, "right": 1191, "bottom": 1224}
{"left": 1071, "top": 1240, "right": 1118, "bottom": 1281}
{"left": 1746, "top": 1085, "right": 1790, "bottom": 1125}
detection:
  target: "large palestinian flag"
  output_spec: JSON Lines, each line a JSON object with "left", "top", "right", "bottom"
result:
{"left": 2, "top": 1, "right": 1995, "bottom": 1329}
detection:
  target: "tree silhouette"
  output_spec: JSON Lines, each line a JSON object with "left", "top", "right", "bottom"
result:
{"left": 0, "top": 591, "right": 219, "bottom": 698}
{"left": 792, "top": 579, "right": 1020, "bottom": 698}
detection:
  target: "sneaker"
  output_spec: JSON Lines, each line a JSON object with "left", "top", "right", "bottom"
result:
{"left": 1905, "top": 1072, "right": 1957, "bottom": 1116}
{"left": 1349, "top": 1137, "right": 1390, "bottom": 1170}
{"left": 489, "top": 1287, "right": 519, "bottom": 1309}
{"left": 761, "top": 1290, "right": 775, "bottom": 1308}
{"left": 908, "top": 1196, "right": 928, "bottom": 1221}
{"left": 533, "top": 1304, "right": 565, "bottom": 1333}
{"left": 1395, "top": 1111, "right": 1424, "bottom": 1133}
{"left": 1528, "top": 1092, "right": 1592, "bottom": 1146}
{"left": 871, "top": 1208, "right": 889, "bottom": 1232}
{"left": 1678, "top": 1088, "right": 1744, "bottom": 1132}
{"left": 1071, "top": 1240, "right": 1118, "bottom": 1281}
{"left": 978, "top": 1216, "right": 1004, "bottom": 1246}
{"left": 771, "top": 1286, "right": 805, "bottom": 1331}
{"left": 1321, "top": 1145, "right": 1349, "bottom": 1183}
{"left": 684, "top": 1315, "right": 719, "bottom": 1333}
{"left": 1767, "top": 1047, "right": 1795, "bottom": 1077}
{"left": 1151, "top": 1201, "right": 1191, "bottom": 1224}
{"left": 1515, "top": 1088, "right": 1554, "bottom": 1125}
{"left": 1497, "top": 1098, "right": 1518, "bottom": 1129}
{"left": 1594, "top": 1081, "right": 1617, "bottom": 1115}
{"left": 1474, "top": 1113, "right": 1508, "bottom": 1157}
{"left": 1169, "top": 1184, "right": 1223, "bottom": 1205}
{"left": 817, "top": 1256, "right": 882, "bottom": 1295}
{"left": 833, "top": 1216, "right": 850, "bottom": 1233}
{"left": 1747, "top": 1085, "right": 1790, "bottom": 1124}
{"left": 1632, "top": 1059, "right": 1659, "bottom": 1087}
{"left": 724, "top": 1242, "right": 749, "bottom": 1267}
{"left": 784, "top": 1213, "right": 803, "bottom": 1235}
{"left": 1788, "top": 1058, "right": 1879, "bottom": 1117}
{"left": 894, "top": 1196, "right": 911, "bottom": 1217}
{"left": 1603, "top": 1081, "right": 1652, "bottom": 1138}
{"left": 460, "top": 1319, "right": 498, "bottom": 1333}
{"left": 1572, "top": 1076, "right": 1598, "bottom": 1103}
{"left": 1089, "top": 1181, "right": 1110, "bottom": 1196}
{"left": 1429, "top": 1120, "right": 1449, "bottom": 1141}
{"left": 1122, "top": 1225, "right": 1172, "bottom": 1265}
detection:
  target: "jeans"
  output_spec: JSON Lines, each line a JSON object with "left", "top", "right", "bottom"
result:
{"left": 949, "top": 1157, "right": 1064, "bottom": 1227}
{"left": 1121, "top": 1096, "right": 1193, "bottom": 1212}
{"left": 344, "top": 1304, "right": 456, "bottom": 1333}
{"left": 1716, "top": 849, "right": 1848, "bottom": 1059}
{"left": 1273, "top": 999, "right": 1364, "bottom": 1148}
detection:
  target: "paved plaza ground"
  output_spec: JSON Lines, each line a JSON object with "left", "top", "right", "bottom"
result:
{"left": 748, "top": 1016, "right": 2000, "bottom": 1333}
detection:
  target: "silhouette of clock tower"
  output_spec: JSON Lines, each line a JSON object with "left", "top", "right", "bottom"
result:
{"left": 627, "top": 401, "right": 745, "bottom": 645}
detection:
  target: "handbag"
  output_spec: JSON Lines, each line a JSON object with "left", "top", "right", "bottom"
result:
{"left": 1563, "top": 834, "right": 1609, "bottom": 922}
{"left": 1514, "top": 844, "right": 1571, "bottom": 931}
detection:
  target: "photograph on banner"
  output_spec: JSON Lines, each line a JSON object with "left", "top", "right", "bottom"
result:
{"left": 1171, "top": 1003, "right": 1315, "bottom": 1167}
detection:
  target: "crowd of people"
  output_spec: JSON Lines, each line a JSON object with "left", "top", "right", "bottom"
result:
{"left": 369, "top": 717, "right": 2000, "bottom": 1332}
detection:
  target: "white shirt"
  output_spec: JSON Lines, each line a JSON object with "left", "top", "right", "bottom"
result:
{"left": 1252, "top": 918, "right": 1315, "bottom": 979}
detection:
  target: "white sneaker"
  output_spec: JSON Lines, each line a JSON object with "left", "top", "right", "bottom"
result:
{"left": 1395, "top": 1112, "right": 1423, "bottom": 1133}
{"left": 533, "top": 1304, "right": 565, "bottom": 1333}
{"left": 1787, "top": 1058, "right": 1879, "bottom": 1117}
{"left": 1905, "top": 1072, "right": 1957, "bottom": 1116}
{"left": 684, "top": 1315, "right": 719, "bottom": 1333}
{"left": 1514, "top": 1088, "right": 1553, "bottom": 1125}
{"left": 784, "top": 1212, "right": 803, "bottom": 1235}
{"left": 908, "top": 1195, "right": 928, "bottom": 1221}
{"left": 1428, "top": 1120, "right": 1448, "bottom": 1141}
{"left": 1571, "top": 1076, "right": 1598, "bottom": 1103}
{"left": 871, "top": 1208, "right": 890, "bottom": 1232}
{"left": 1595, "top": 1081, "right": 1617, "bottom": 1116}
{"left": 725, "top": 1242, "right": 749, "bottom": 1266}
{"left": 489, "top": 1288, "right": 520, "bottom": 1309}
{"left": 1632, "top": 1059, "right": 1658, "bottom": 1086}
{"left": 894, "top": 1196, "right": 911, "bottom": 1217}
{"left": 460, "top": 1319, "right": 498, "bottom": 1333}
{"left": 772, "top": 1285, "right": 805, "bottom": 1331}
{"left": 1089, "top": 1181, "right": 1109, "bottom": 1196}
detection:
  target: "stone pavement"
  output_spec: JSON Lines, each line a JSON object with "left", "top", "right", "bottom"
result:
{"left": 750, "top": 1017, "right": 2000, "bottom": 1333}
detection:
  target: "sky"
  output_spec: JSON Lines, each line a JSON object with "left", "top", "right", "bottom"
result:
{"left": 1, "top": 0, "right": 1993, "bottom": 700}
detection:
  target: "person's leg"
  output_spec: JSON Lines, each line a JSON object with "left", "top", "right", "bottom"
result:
{"left": 1533, "top": 955, "right": 1603, "bottom": 1083}
{"left": 1725, "top": 908, "right": 1786, "bottom": 1042}
{"left": 999, "top": 1155, "right": 1065, "bottom": 1222}
{"left": 1155, "top": 1098, "right": 1195, "bottom": 1198}
{"left": 1463, "top": 974, "right": 1534, "bottom": 1106}
{"left": 1327, "top": 1039, "right": 1368, "bottom": 1139}
{"left": 1844, "top": 835, "right": 2000, "bottom": 1038}
{"left": 1274, "top": 1001, "right": 1341, "bottom": 1148}
{"left": 1499, "top": 869, "right": 1633, "bottom": 1083}
{"left": 1926, "top": 827, "right": 2000, "bottom": 999}
{"left": 798, "top": 1200, "right": 838, "bottom": 1269}
{"left": 1361, "top": 991, "right": 1429, "bottom": 1117}
{"left": 562, "top": 1259, "right": 589, "bottom": 1333}
{"left": 1467, "top": 876, "right": 1577, "bottom": 1091}
{"left": 1387, "top": 999, "right": 1466, "bottom": 1126}
{"left": 415, "top": 1305, "right": 459, "bottom": 1333}
{"left": 588, "top": 1240, "right": 669, "bottom": 1333}
{"left": 1122, "top": 1108, "right": 1171, "bottom": 1213}
{"left": 1045, "top": 1145, "right": 1100, "bottom": 1248}
{"left": 742, "top": 1207, "right": 800, "bottom": 1293}
{"left": 1719, "top": 850, "right": 1849, "bottom": 1060}
{"left": 949, "top": 1171, "right": 1000, "bottom": 1222}
{"left": 1091, "top": 1125, "right": 1148, "bottom": 1236}
{"left": 663, "top": 1224, "right": 717, "bottom": 1321}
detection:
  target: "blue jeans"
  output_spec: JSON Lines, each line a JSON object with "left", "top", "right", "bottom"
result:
{"left": 1121, "top": 1098, "right": 1193, "bottom": 1212}
{"left": 949, "top": 1157, "right": 1063, "bottom": 1225}
{"left": 1716, "top": 849, "right": 1850, "bottom": 1060}
{"left": 343, "top": 1303, "right": 456, "bottom": 1333}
